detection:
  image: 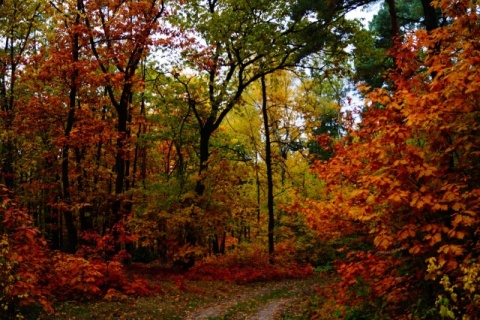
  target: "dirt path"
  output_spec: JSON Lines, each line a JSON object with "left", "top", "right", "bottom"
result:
{"left": 187, "top": 278, "right": 314, "bottom": 320}
{"left": 256, "top": 298, "right": 292, "bottom": 320}
{"left": 40, "top": 276, "right": 322, "bottom": 319}
{"left": 187, "top": 286, "right": 273, "bottom": 319}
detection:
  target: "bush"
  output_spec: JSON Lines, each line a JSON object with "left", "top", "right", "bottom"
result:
{"left": 0, "top": 185, "right": 52, "bottom": 319}
{"left": 185, "top": 244, "right": 313, "bottom": 283}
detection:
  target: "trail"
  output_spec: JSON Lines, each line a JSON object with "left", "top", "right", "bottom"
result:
{"left": 187, "top": 278, "right": 314, "bottom": 320}
{"left": 39, "top": 274, "right": 325, "bottom": 319}
{"left": 256, "top": 298, "right": 293, "bottom": 320}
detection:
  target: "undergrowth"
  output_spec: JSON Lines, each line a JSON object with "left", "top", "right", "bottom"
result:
{"left": 185, "top": 245, "right": 313, "bottom": 283}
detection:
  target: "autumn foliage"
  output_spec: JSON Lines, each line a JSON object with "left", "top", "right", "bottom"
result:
{"left": 304, "top": 0, "right": 480, "bottom": 318}
{"left": 1, "top": 0, "right": 480, "bottom": 318}
{"left": 0, "top": 185, "right": 161, "bottom": 318}
{"left": 0, "top": 186, "right": 52, "bottom": 316}
{"left": 185, "top": 244, "right": 313, "bottom": 283}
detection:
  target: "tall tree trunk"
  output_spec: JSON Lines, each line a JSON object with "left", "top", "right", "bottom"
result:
{"left": 195, "top": 112, "right": 217, "bottom": 259}
{"left": 256, "top": 162, "right": 261, "bottom": 225}
{"left": 212, "top": 234, "right": 220, "bottom": 254}
{"left": 385, "top": 0, "right": 399, "bottom": 41}
{"left": 0, "top": 44, "right": 17, "bottom": 189}
{"left": 111, "top": 87, "right": 132, "bottom": 231}
{"left": 132, "top": 60, "right": 147, "bottom": 189}
{"left": 61, "top": 108, "right": 77, "bottom": 253}
{"left": 75, "top": 146, "right": 93, "bottom": 233}
{"left": 261, "top": 76, "right": 275, "bottom": 256}
{"left": 420, "top": 0, "right": 438, "bottom": 32}
{"left": 220, "top": 231, "right": 226, "bottom": 254}
{"left": 114, "top": 102, "right": 128, "bottom": 197}
{"left": 60, "top": 4, "right": 82, "bottom": 253}
{"left": 195, "top": 122, "right": 214, "bottom": 195}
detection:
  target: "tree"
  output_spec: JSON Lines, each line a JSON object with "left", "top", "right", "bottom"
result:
{"left": 169, "top": 0, "right": 363, "bottom": 196}
{"left": 19, "top": 0, "right": 116, "bottom": 250}
{"left": 39, "top": 0, "right": 85, "bottom": 253}
{"left": 355, "top": 0, "right": 443, "bottom": 88}
{"left": 171, "top": 0, "right": 294, "bottom": 195}
{"left": 0, "top": 0, "right": 170, "bottom": 253}
{"left": 158, "top": 0, "right": 368, "bottom": 263}
{"left": 306, "top": 0, "right": 480, "bottom": 317}
{"left": 0, "top": 0, "right": 44, "bottom": 189}
{"left": 237, "top": 69, "right": 343, "bottom": 256}
{"left": 259, "top": 76, "right": 275, "bottom": 255}
{"left": 0, "top": 185, "right": 52, "bottom": 318}
{"left": 79, "top": 0, "right": 166, "bottom": 226}
{"left": 301, "top": 64, "right": 346, "bottom": 161}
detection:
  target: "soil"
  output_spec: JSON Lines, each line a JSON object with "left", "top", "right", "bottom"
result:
{"left": 186, "top": 278, "right": 315, "bottom": 319}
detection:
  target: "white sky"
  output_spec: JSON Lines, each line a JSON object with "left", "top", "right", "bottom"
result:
{"left": 345, "top": 2, "right": 382, "bottom": 27}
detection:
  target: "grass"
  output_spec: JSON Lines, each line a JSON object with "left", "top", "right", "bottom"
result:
{"left": 223, "top": 287, "right": 288, "bottom": 315}
{"left": 38, "top": 280, "right": 238, "bottom": 320}
{"left": 35, "top": 268, "right": 333, "bottom": 319}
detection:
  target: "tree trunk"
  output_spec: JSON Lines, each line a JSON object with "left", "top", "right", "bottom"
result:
{"left": 220, "top": 231, "right": 226, "bottom": 254}
{"left": 256, "top": 164, "right": 261, "bottom": 225}
{"left": 261, "top": 76, "right": 275, "bottom": 256}
{"left": 114, "top": 103, "right": 128, "bottom": 197}
{"left": 420, "top": 0, "right": 438, "bottom": 32}
{"left": 111, "top": 88, "right": 131, "bottom": 230}
{"left": 385, "top": 0, "right": 399, "bottom": 41}
{"left": 60, "top": 6, "right": 81, "bottom": 253}
{"left": 212, "top": 234, "right": 220, "bottom": 254}
{"left": 195, "top": 123, "right": 214, "bottom": 195}
{"left": 0, "top": 48, "right": 17, "bottom": 189}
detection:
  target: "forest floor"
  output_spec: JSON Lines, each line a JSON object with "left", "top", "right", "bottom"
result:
{"left": 37, "top": 264, "right": 333, "bottom": 319}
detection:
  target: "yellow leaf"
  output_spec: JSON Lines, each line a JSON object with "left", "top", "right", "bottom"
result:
{"left": 448, "top": 230, "right": 465, "bottom": 239}
{"left": 463, "top": 210, "right": 477, "bottom": 216}
{"left": 366, "top": 194, "right": 375, "bottom": 204}
{"left": 416, "top": 199, "right": 425, "bottom": 209}
{"left": 443, "top": 191, "right": 457, "bottom": 202}
{"left": 398, "top": 225, "right": 416, "bottom": 240}
{"left": 452, "top": 202, "right": 465, "bottom": 211}
{"left": 453, "top": 214, "right": 475, "bottom": 227}
{"left": 431, "top": 232, "right": 442, "bottom": 245}
{"left": 452, "top": 214, "right": 462, "bottom": 227}
{"left": 374, "top": 234, "right": 394, "bottom": 249}
{"left": 389, "top": 194, "right": 400, "bottom": 202}
{"left": 409, "top": 245, "right": 421, "bottom": 254}
{"left": 438, "top": 245, "right": 463, "bottom": 256}
{"left": 438, "top": 245, "right": 449, "bottom": 254}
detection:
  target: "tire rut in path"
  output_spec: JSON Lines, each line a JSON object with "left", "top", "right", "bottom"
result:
{"left": 186, "top": 278, "right": 313, "bottom": 320}
{"left": 187, "top": 287, "right": 271, "bottom": 319}
{"left": 256, "top": 298, "right": 293, "bottom": 320}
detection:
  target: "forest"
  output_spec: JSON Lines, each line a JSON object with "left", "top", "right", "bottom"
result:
{"left": 0, "top": 0, "right": 479, "bottom": 318}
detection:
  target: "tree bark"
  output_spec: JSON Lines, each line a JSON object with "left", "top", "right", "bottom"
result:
{"left": 195, "top": 120, "right": 215, "bottom": 195}
{"left": 60, "top": 2, "right": 83, "bottom": 253}
{"left": 385, "top": 0, "right": 399, "bottom": 41}
{"left": 261, "top": 76, "right": 275, "bottom": 256}
{"left": 420, "top": 0, "right": 438, "bottom": 32}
